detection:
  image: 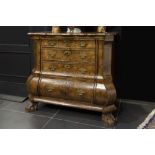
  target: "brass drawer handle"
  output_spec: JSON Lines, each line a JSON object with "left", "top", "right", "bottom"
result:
{"left": 64, "top": 50, "right": 72, "bottom": 56}
{"left": 64, "top": 64, "right": 71, "bottom": 69}
{"left": 47, "top": 88, "right": 54, "bottom": 92}
{"left": 49, "top": 41, "right": 57, "bottom": 46}
{"left": 50, "top": 66, "right": 56, "bottom": 71}
{"left": 80, "top": 41, "right": 87, "bottom": 47}
{"left": 77, "top": 90, "right": 85, "bottom": 96}
{"left": 47, "top": 87, "right": 54, "bottom": 92}
{"left": 80, "top": 68, "right": 87, "bottom": 74}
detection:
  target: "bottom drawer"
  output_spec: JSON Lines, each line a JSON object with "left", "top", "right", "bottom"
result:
{"left": 39, "top": 77, "right": 94, "bottom": 103}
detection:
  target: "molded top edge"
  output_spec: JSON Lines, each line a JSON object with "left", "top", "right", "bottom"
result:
{"left": 28, "top": 32, "right": 117, "bottom": 36}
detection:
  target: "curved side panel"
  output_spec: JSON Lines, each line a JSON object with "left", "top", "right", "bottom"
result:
{"left": 26, "top": 75, "right": 40, "bottom": 96}
{"left": 94, "top": 80, "right": 117, "bottom": 106}
{"left": 105, "top": 82, "right": 117, "bottom": 105}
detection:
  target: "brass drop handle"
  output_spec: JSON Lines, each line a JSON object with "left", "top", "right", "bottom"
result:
{"left": 49, "top": 41, "right": 56, "bottom": 46}
{"left": 47, "top": 87, "right": 54, "bottom": 92}
{"left": 50, "top": 66, "right": 56, "bottom": 71}
{"left": 64, "top": 50, "right": 72, "bottom": 56}
{"left": 77, "top": 90, "right": 85, "bottom": 96}
{"left": 80, "top": 41, "right": 87, "bottom": 47}
{"left": 64, "top": 64, "right": 71, "bottom": 69}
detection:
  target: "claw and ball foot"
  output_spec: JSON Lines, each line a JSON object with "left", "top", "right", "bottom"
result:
{"left": 25, "top": 101, "right": 38, "bottom": 112}
{"left": 102, "top": 113, "right": 117, "bottom": 126}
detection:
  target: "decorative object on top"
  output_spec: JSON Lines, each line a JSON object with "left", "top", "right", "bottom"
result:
{"left": 51, "top": 26, "right": 106, "bottom": 33}
{"left": 67, "top": 26, "right": 82, "bottom": 33}
{"left": 97, "top": 26, "right": 106, "bottom": 33}
{"left": 52, "top": 26, "right": 61, "bottom": 33}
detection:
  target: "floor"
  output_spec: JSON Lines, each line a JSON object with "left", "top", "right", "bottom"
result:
{"left": 0, "top": 97, "right": 155, "bottom": 129}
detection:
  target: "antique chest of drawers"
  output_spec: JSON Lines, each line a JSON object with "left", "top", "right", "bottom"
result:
{"left": 25, "top": 32, "right": 118, "bottom": 126}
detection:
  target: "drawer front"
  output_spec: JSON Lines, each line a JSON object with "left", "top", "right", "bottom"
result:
{"left": 41, "top": 39, "right": 95, "bottom": 49}
{"left": 41, "top": 62, "right": 95, "bottom": 76}
{"left": 42, "top": 40, "right": 58, "bottom": 47}
{"left": 41, "top": 48, "right": 95, "bottom": 62}
{"left": 39, "top": 77, "right": 94, "bottom": 103}
{"left": 67, "top": 79, "right": 94, "bottom": 103}
{"left": 39, "top": 78, "right": 67, "bottom": 99}
{"left": 59, "top": 40, "right": 95, "bottom": 49}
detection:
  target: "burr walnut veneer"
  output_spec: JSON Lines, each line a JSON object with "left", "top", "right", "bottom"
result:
{"left": 25, "top": 32, "right": 117, "bottom": 126}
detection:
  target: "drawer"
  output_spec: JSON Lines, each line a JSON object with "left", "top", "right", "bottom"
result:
{"left": 41, "top": 39, "right": 95, "bottom": 49}
{"left": 59, "top": 39, "right": 95, "bottom": 49}
{"left": 42, "top": 61, "right": 95, "bottom": 76}
{"left": 42, "top": 40, "right": 58, "bottom": 47}
{"left": 67, "top": 79, "right": 94, "bottom": 103}
{"left": 41, "top": 61, "right": 95, "bottom": 76}
{"left": 39, "top": 78, "right": 67, "bottom": 99}
{"left": 41, "top": 48, "right": 95, "bottom": 62}
{"left": 39, "top": 77, "right": 94, "bottom": 103}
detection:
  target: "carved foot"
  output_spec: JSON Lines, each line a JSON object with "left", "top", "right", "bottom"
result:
{"left": 102, "top": 113, "right": 117, "bottom": 126}
{"left": 25, "top": 101, "right": 38, "bottom": 112}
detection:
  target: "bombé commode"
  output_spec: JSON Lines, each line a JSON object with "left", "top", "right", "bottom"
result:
{"left": 25, "top": 29, "right": 118, "bottom": 126}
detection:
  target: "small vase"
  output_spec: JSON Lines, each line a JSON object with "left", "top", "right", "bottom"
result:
{"left": 67, "top": 26, "right": 81, "bottom": 33}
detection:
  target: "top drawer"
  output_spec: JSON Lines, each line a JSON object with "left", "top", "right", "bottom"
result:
{"left": 41, "top": 39, "right": 95, "bottom": 49}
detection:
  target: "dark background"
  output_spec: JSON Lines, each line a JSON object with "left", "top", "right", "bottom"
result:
{"left": 0, "top": 26, "right": 154, "bottom": 102}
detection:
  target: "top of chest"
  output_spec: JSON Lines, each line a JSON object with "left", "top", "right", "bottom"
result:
{"left": 28, "top": 32, "right": 116, "bottom": 42}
